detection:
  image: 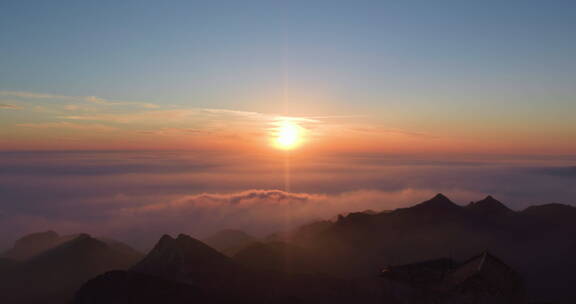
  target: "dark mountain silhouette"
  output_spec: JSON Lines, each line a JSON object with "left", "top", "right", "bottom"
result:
{"left": 26, "top": 234, "right": 140, "bottom": 275}
{"left": 1, "top": 230, "right": 73, "bottom": 260}
{"left": 131, "top": 233, "right": 238, "bottom": 288}
{"left": 522, "top": 202, "right": 576, "bottom": 216}
{"left": 404, "top": 193, "right": 462, "bottom": 213}
{"left": 8, "top": 195, "right": 576, "bottom": 303}
{"left": 202, "top": 229, "right": 257, "bottom": 256}
{"left": 466, "top": 195, "right": 514, "bottom": 216}
{"left": 74, "top": 270, "right": 207, "bottom": 304}
{"left": 445, "top": 251, "right": 525, "bottom": 303}
{"left": 0, "top": 233, "right": 143, "bottom": 304}
{"left": 0, "top": 257, "right": 18, "bottom": 271}
{"left": 75, "top": 235, "right": 385, "bottom": 304}
{"left": 521, "top": 203, "right": 576, "bottom": 225}
{"left": 381, "top": 251, "right": 526, "bottom": 304}
{"left": 1, "top": 230, "right": 139, "bottom": 262}
{"left": 75, "top": 234, "right": 237, "bottom": 304}
{"left": 234, "top": 194, "right": 576, "bottom": 303}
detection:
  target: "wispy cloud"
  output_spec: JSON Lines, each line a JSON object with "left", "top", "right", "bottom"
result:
{"left": 63, "top": 104, "right": 97, "bottom": 112}
{"left": 0, "top": 90, "right": 159, "bottom": 109}
{"left": 201, "top": 108, "right": 265, "bottom": 119}
{"left": 117, "top": 188, "right": 450, "bottom": 240}
{"left": 61, "top": 109, "right": 199, "bottom": 123}
{"left": 85, "top": 96, "right": 159, "bottom": 109}
{"left": 351, "top": 126, "right": 436, "bottom": 138}
{"left": 61, "top": 108, "right": 319, "bottom": 125}
{"left": 136, "top": 127, "right": 204, "bottom": 136}
{"left": 0, "top": 91, "right": 72, "bottom": 99}
{"left": 131, "top": 189, "right": 316, "bottom": 212}
{"left": 1, "top": 90, "right": 442, "bottom": 152}
{"left": 0, "top": 103, "right": 22, "bottom": 110}
{"left": 16, "top": 122, "right": 117, "bottom": 131}
{"left": 273, "top": 116, "right": 321, "bottom": 123}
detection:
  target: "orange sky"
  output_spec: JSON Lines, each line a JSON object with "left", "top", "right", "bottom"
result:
{"left": 1, "top": 90, "right": 575, "bottom": 155}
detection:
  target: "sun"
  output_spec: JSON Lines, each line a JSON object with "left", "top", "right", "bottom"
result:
{"left": 273, "top": 120, "right": 303, "bottom": 150}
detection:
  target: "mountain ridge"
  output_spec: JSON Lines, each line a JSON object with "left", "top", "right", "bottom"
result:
{"left": 466, "top": 195, "right": 514, "bottom": 216}
{"left": 132, "top": 233, "right": 238, "bottom": 288}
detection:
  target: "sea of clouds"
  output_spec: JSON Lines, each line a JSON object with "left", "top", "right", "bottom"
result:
{"left": 1, "top": 151, "right": 575, "bottom": 250}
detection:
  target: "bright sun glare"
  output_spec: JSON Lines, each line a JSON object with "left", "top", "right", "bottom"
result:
{"left": 273, "top": 120, "right": 303, "bottom": 150}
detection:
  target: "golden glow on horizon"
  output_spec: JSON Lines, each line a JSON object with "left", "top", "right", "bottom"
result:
{"left": 273, "top": 120, "right": 303, "bottom": 150}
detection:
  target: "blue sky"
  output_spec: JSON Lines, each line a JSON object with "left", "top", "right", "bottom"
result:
{"left": 2, "top": 1, "right": 575, "bottom": 109}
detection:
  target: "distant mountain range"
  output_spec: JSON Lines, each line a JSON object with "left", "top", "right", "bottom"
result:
{"left": 2, "top": 194, "right": 575, "bottom": 303}
{"left": 0, "top": 232, "right": 143, "bottom": 303}
{"left": 2, "top": 230, "right": 76, "bottom": 261}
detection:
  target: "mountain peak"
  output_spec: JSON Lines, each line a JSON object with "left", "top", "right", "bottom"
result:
{"left": 426, "top": 193, "right": 457, "bottom": 206}
{"left": 149, "top": 234, "right": 207, "bottom": 254}
{"left": 131, "top": 233, "right": 237, "bottom": 285}
{"left": 415, "top": 193, "right": 459, "bottom": 209}
{"left": 156, "top": 234, "right": 175, "bottom": 247}
{"left": 177, "top": 233, "right": 191, "bottom": 240}
{"left": 467, "top": 196, "right": 513, "bottom": 215}
{"left": 480, "top": 195, "right": 505, "bottom": 205}
{"left": 30, "top": 234, "right": 108, "bottom": 261}
{"left": 433, "top": 193, "right": 449, "bottom": 200}
{"left": 399, "top": 193, "right": 461, "bottom": 215}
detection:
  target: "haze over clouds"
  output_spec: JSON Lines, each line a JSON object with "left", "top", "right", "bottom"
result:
{"left": 1, "top": 151, "right": 575, "bottom": 250}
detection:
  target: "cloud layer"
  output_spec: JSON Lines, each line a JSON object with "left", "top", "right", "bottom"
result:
{"left": 1, "top": 151, "right": 575, "bottom": 250}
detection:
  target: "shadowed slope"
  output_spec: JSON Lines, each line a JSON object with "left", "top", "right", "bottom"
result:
{"left": 77, "top": 234, "right": 382, "bottom": 304}
{"left": 74, "top": 270, "right": 206, "bottom": 304}
{"left": 132, "top": 233, "right": 238, "bottom": 288}
{"left": 0, "top": 234, "right": 143, "bottom": 304}
{"left": 406, "top": 193, "right": 461, "bottom": 212}
{"left": 466, "top": 195, "right": 514, "bottom": 216}
{"left": 27, "top": 234, "right": 140, "bottom": 275}
{"left": 236, "top": 194, "right": 576, "bottom": 302}
{"left": 2, "top": 231, "right": 69, "bottom": 260}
